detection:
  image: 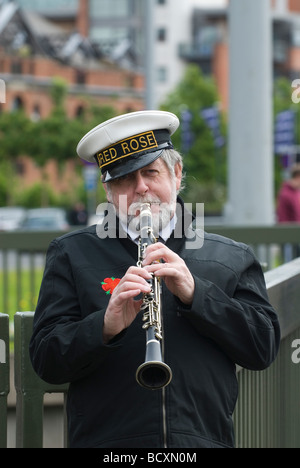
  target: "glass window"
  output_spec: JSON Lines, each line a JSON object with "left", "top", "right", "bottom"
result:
{"left": 157, "top": 66, "right": 167, "bottom": 83}
{"left": 90, "top": 0, "right": 128, "bottom": 18}
{"left": 292, "top": 27, "right": 300, "bottom": 47}
{"left": 16, "top": 0, "right": 78, "bottom": 12}
{"left": 157, "top": 28, "right": 167, "bottom": 42}
{"left": 90, "top": 26, "right": 127, "bottom": 45}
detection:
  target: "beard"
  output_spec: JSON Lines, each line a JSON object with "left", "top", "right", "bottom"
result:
{"left": 116, "top": 188, "right": 177, "bottom": 238}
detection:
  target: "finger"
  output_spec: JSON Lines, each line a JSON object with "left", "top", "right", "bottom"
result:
{"left": 126, "top": 266, "right": 153, "bottom": 280}
{"left": 142, "top": 244, "right": 167, "bottom": 264}
{"left": 116, "top": 289, "right": 145, "bottom": 301}
{"left": 143, "top": 246, "right": 178, "bottom": 266}
{"left": 145, "top": 263, "right": 179, "bottom": 278}
{"left": 119, "top": 273, "right": 152, "bottom": 287}
{"left": 114, "top": 280, "right": 151, "bottom": 296}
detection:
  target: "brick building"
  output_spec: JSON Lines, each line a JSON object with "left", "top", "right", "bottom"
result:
{"left": 0, "top": 2, "right": 144, "bottom": 118}
{"left": 0, "top": 1, "right": 145, "bottom": 199}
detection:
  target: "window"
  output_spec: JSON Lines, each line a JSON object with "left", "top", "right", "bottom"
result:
{"left": 75, "top": 106, "right": 85, "bottom": 118}
{"left": 90, "top": 0, "right": 128, "bottom": 17}
{"left": 157, "top": 28, "right": 167, "bottom": 42}
{"left": 157, "top": 66, "right": 167, "bottom": 83}
{"left": 11, "top": 96, "right": 24, "bottom": 111}
{"left": 31, "top": 104, "right": 41, "bottom": 122}
{"left": 292, "top": 26, "right": 300, "bottom": 47}
{"left": 11, "top": 60, "right": 22, "bottom": 74}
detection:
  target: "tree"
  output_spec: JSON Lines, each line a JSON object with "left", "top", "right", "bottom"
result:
{"left": 0, "top": 78, "right": 117, "bottom": 207}
{"left": 160, "top": 64, "right": 227, "bottom": 212}
{"left": 0, "top": 110, "right": 36, "bottom": 205}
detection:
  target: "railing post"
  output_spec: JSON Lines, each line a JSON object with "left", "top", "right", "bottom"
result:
{"left": 14, "top": 312, "right": 69, "bottom": 448}
{"left": 14, "top": 312, "right": 44, "bottom": 448}
{"left": 0, "top": 313, "right": 10, "bottom": 448}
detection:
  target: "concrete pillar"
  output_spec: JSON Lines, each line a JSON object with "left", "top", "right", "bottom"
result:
{"left": 145, "top": 0, "right": 155, "bottom": 110}
{"left": 226, "top": 0, "right": 274, "bottom": 225}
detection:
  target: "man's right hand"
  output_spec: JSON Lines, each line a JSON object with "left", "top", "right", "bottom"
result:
{"left": 102, "top": 266, "right": 152, "bottom": 344}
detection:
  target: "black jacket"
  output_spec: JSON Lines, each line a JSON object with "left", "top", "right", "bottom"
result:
{"left": 29, "top": 210, "right": 280, "bottom": 448}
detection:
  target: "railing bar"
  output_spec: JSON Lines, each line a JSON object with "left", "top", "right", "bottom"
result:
{"left": 30, "top": 254, "right": 35, "bottom": 311}
{"left": 16, "top": 252, "right": 22, "bottom": 314}
{"left": 2, "top": 251, "right": 8, "bottom": 315}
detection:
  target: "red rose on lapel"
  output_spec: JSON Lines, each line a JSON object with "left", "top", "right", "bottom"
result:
{"left": 101, "top": 277, "right": 121, "bottom": 295}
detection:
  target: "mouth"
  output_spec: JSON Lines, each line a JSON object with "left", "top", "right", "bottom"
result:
{"left": 128, "top": 200, "right": 160, "bottom": 216}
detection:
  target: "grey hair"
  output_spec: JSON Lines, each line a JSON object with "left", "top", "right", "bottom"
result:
{"left": 160, "top": 148, "right": 185, "bottom": 194}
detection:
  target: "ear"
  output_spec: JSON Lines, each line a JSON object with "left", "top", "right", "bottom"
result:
{"left": 103, "top": 182, "right": 111, "bottom": 202}
{"left": 174, "top": 163, "right": 182, "bottom": 192}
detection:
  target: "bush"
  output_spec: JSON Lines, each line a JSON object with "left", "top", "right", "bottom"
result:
{"left": 14, "top": 182, "right": 60, "bottom": 208}
{"left": 182, "top": 180, "right": 226, "bottom": 215}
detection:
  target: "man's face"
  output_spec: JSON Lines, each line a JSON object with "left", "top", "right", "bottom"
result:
{"left": 104, "top": 158, "right": 182, "bottom": 234}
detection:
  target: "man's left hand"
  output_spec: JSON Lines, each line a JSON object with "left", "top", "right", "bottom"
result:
{"left": 142, "top": 242, "right": 195, "bottom": 305}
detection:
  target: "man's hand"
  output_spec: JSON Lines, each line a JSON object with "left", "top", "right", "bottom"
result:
{"left": 142, "top": 242, "right": 195, "bottom": 306}
{"left": 103, "top": 266, "right": 152, "bottom": 344}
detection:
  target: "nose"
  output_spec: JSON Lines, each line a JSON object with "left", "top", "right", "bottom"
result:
{"left": 134, "top": 171, "right": 149, "bottom": 195}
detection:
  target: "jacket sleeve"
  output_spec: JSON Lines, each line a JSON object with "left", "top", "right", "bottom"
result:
{"left": 29, "top": 239, "right": 124, "bottom": 385}
{"left": 178, "top": 246, "right": 281, "bottom": 371}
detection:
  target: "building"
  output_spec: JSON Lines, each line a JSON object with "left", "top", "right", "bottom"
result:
{"left": 0, "top": 0, "right": 145, "bottom": 198}
{"left": 179, "top": 0, "right": 300, "bottom": 111}
{"left": 13, "top": 0, "right": 300, "bottom": 111}
{"left": 0, "top": 1, "right": 144, "bottom": 118}
{"left": 12, "top": 0, "right": 227, "bottom": 108}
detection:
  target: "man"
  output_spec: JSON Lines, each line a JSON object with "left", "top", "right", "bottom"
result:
{"left": 29, "top": 110, "right": 280, "bottom": 448}
{"left": 277, "top": 163, "right": 300, "bottom": 223}
{"left": 277, "top": 162, "right": 300, "bottom": 261}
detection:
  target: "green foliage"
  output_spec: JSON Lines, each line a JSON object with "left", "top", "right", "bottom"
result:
{"left": 0, "top": 76, "right": 117, "bottom": 207}
{"left": 29, "top": 80, "right": 116, "bottom": 167}
{"left": 160, "top": 64, "right": 227, "bottom": 210}
{"left": 0, "top": 169, "right": 8, "bottom": 205}
{"left": 50, "top": 76, "right": 68, "bottom": 109}
{"left": 14, "top": 182, "right": 59, "bottom": 208}
{"left": 0, "top": 110, "right": 35, "bottom": 160}
{"left": 0, "top": 268, "right": 44, "bottom": 322}
{"left": 184, "top": 180, "right": 227, "bottom": 215}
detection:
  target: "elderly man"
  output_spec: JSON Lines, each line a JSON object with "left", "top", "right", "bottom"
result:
{"left": 30, "top": 110, "right": 280, "bottom": 448}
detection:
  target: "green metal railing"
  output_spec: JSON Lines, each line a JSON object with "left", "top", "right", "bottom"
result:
{"left": 1, "top": 225, "right": 300, "bottom": 317}
{"left": 234, "top": 258, "right": 300, "bottom": 448}
{"left": 0, "top": 230, "right": 64, "bottom": 316}
{"left": 0, "top": 313, "right": 9, "bottom": 448}
{"left": 14, "top": 312, "right": 69, "bottom": 448}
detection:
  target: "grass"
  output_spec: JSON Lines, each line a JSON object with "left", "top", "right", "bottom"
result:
{"left": 0, "top": 268, "right": 44, "bottom": 322}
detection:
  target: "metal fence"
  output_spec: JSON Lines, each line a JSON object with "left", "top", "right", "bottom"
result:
{"left": 14, "top": 312, "right": 69, "bottom": 448}
{"left": 234, "top": 258, "right": 300, "bottom": 448}
{"left": 0, "top": 312, "right": 9, "bottom": 448}
{"left": 1, "top": 224, "right": 300, "bottom": 318}
{"left": 0, "top": 230, "right": 64, "bottom": 316}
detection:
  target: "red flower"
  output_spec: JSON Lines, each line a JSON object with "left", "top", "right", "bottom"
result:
{"left": 101, "top": 277, "right": 121, "bottom": 295}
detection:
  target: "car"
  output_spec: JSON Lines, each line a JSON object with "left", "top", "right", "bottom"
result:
{"left": 0, "top": 206, "right": 27, "bottom": 231}
{"left": 19, "top": 208, "right": 70, "bottom": 231}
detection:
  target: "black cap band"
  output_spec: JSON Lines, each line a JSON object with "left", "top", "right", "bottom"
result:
{"left": 94, "top": 129, "right": 172, "bottom": 174}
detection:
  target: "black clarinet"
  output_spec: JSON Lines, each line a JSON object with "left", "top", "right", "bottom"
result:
{"left": 135, "top": 203, "right": 172, "bottom": 390}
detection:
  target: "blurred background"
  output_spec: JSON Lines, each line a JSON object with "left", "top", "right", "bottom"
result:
{"left": 0, "top": 0, "right": 299, "bottom": 226}
{"left": 1, "top": 1, "right": 300, "bottom": 448}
